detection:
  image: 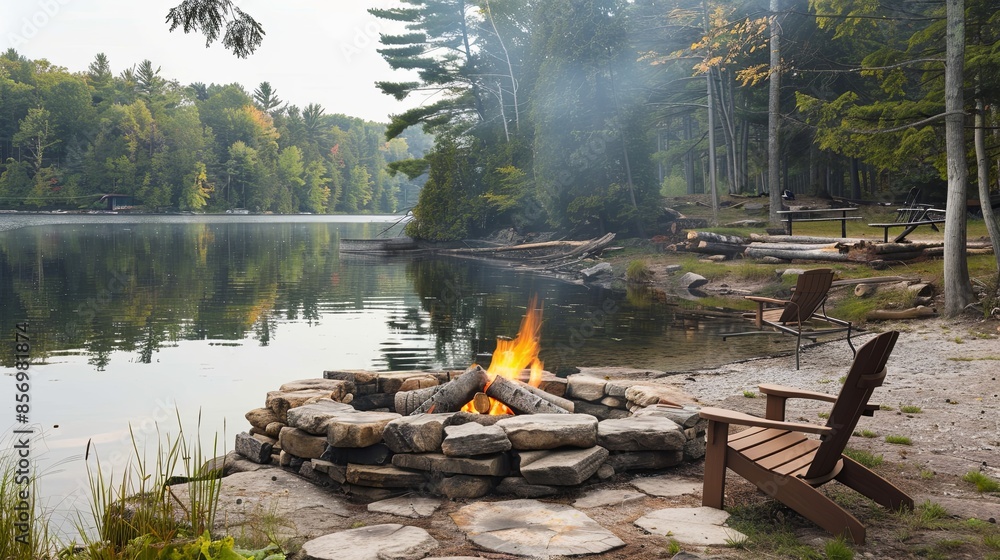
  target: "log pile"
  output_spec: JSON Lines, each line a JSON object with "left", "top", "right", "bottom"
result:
{"left": 671, "top": 231, "right": 994, "bottom": 264}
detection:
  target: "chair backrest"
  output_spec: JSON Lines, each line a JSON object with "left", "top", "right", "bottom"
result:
{"left": 895, "top": 188, "right": 922, "bottom": 223}
{"left": 776, "top": 269, "right": 835, "bottom": 324}
{"left": 805, "top": 331, "right": 899, "bottom": 479}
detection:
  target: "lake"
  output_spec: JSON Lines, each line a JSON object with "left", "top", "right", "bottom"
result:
{"left": 0, "top": 214, "right": 768, "bottom": 532}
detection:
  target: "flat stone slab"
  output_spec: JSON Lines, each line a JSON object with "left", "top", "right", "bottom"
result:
{"left": 565, "top": 374, "right": 608, "bottom": 401}
{"left": 346, "top": 464, "right": 427, "bottom": 488}
{"left": 495, "top": 477, "right": 561, "bottom": 498}
{"left": 327, "top": 411, "right": 402, "bottom": 448}
{"left": 606, "top": 450, "right": 683, "bottom": 472}
{"left": 573, "top": 488, "right": 647, "bottom": 509}
{"left": 279, "top": 378, "right": 354, "bottom": 400}
{"left": 442, "top": 422, "right": 511, "bottom": 457}
{"left": 367, "top": 495, "right": 442, "bottom": 518}
{"left": 392, "top": 452, "right": 510, "bottom": 476}
{"left": 597, "top": 416, "right": 685, "bottom": 451}
{"left": 632, "top": 404, "right": 703, "bottom": 428}
{"left": 634, "top": 507, "right": 746, "bottom": 546}
{"left": 625, "top": 385, "right": 691, "bottom": 407}
{"left": 279, "top": 427, "right": 328, "bottom": 460}
{"left": 382, "top": 414, "right": 449, "bottom": 454}
{"left": 169, "top": 469, "right": 350, "bottom": 539}
{"left": 450, "top": 499, "right": 625, "bottom": 557}
{"left": 286, "top": 400, "right": 358, "bottom": 434}
{"left": 497, "top": 414, "right": 598, "bottom": 450}
{"left": 517, "top": 446, "right": 609, "bottom": 485}
{"left": 631, "top": 475, "right": 703, "bottom": 498}
{"left": 301, "top": 524, "right": 439, "bottom": 560}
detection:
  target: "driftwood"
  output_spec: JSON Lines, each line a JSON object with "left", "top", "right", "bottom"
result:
{"left": 484, "top": 375, "right": 570, "bottom": 415}
{"left": 410, "top": 365, "right": 489, "bottom": 414}
{"left": 867, "top": 306, "right": 938, "bottom": 320}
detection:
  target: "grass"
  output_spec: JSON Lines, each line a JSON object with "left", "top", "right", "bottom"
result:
{"left": 723, "top": 502, "right": 818, "bottom": 557}
{"left": 824, "top": 537, "right": 854, "bottom": 560}
{"left": 884, "top": 435, "right": 913, "bottom": 445}
{"left": 743, "top": 390, "right": 758, "bottom": 398}
{"left": 625, "top": 260, "right": 653, "bottom": 283}
{"left": 843, "top": 448, "right": 883, "bottom": 468}
{"left": 853, "top": 429, "right": 878, "bottom": 438}
{"left": 920, "top": 469, "right": 935, "bottom": 480}
{"left": 949, "top": 355, "right": 1000, "bottom": 361}
{"left": 962, "top": 470, "right": 1000, "bottom": 493}
{"left": 899, "top": 405, "right": 922, "bottom": 413}
{"left": 1, "top": 441, "right": 52, "bottom": 560}
{"left": 879, "top": 404, "right": 895, "bottom": 411}
{"left": 818, "top": 412, "right": 830, "bottom": 419}
{"left": 665, "top": 538, "right": 682, "bottom": 555}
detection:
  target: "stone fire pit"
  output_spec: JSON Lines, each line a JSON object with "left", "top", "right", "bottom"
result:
{"left": 235, "top": 368, "right": 706, "bottom": 501}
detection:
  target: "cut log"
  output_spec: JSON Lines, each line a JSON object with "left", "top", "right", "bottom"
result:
{"left": 690, "top": 241, "right": 746, "bottom": 256}
{"left": 907, "top": 283, "right": 935, "bottom": 297}
{"left": 394, "top": 385, "right": 445, "bottom": 416}
{"left": 686, "top": 231, "right": 747, "bottom": 245}
{"left": 745, "top": 243, "right": 849, "bottom": 262}
{"left": 750, "top": 234, "right": 864, "bottom": 245}
{"left": 831, "top": 276, "right": 921, "bottom": 287}
{"left": 854, "top": 284, "right": 877, "bottom": 298}
{"left": 871, "top": 242, "right": 940, "bottom": 254}
{"left": 867, "top": 306, "right": 938, "bottom": 320}
{"left": 472, "top": 392, "right": 492, "bottom": 414}
{"left": 513, "top": 380, "right": 575, "bottom": 413}
{"left": 410, "top": 365, "right": 489, "bottom": 415}
{"left": 484, "top": 376, "right": 570, "bottom": 415}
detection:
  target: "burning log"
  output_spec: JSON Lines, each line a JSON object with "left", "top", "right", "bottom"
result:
{"left": 394, "top": 384, "right": 445, "bottom": 416}
{"left": 484, "top": 375, "right": 571, "bottom": 415}
{"left": 410, "top": 365, "right": 489, "bottom": 415}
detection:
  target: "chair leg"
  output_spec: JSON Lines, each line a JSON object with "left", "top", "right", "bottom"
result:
{"left": 795, "top": 329, "right": 802, "bottom": 370}
{"left": 836, "top": 456, "right": 914, "bottom": 512}
{"left": 846, "top": 323, "right": 856, "bottom": 358}
{"left": 728, "top": 452, "right": 867, "bottom": 544}
{"left": 702, "top": 420, "right": 728, "bottom": 509}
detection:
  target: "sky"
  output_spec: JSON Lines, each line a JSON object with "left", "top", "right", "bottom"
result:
{"left": 0, "top": 0, "right": 424, "bottom": 122}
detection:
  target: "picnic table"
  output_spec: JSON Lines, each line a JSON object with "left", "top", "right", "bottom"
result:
{"left": 868, "top": 206, "right": 945, "bottom": 243}
{"left": 776, "top": 207, "right": 861, "bottom": 238}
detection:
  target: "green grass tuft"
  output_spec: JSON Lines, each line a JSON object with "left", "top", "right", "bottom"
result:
{"left": 743, "top": 390, "right": 757, "bottom": 398}
{"left": 962, "top": 471, "right": 1000, "bottom": 493}
{"left": 824, "top": 537, "right": 855, "bottom": 560}
{"left": 885, "top": 435, "right": 913, "bottom": 445}
{"left": 843, "top": 448, "right": 883, "bottom": 468}
{"left": 853, "top": 429, "right": 878, "bottom": 438}
{"left": 625, "top": 260, "right": 653, "bottom": 284}
{"left": 900, "top": 405, "right": 922, "bottom": 413}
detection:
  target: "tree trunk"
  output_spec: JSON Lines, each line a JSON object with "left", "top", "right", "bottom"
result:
{"left": 684, "top": 114, "right": 696, "bottom": 194}
{"left": 975, "top": 97, "right": 1000, "bottom": 270}
{"left": 943, "top": 0, "right": 974, "bottom": 316}
{"left": 705, "top": 1, "right": 719, "bottom": 226}
{"left": 767, "top": 0, "right": 782, "bottom": 224}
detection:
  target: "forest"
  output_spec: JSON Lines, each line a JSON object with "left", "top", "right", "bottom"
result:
{"left": 0, "top": 50, "right": 432, "bottom": 213}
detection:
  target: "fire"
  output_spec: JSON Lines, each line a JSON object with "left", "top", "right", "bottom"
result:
{"left": 463, "top": 296, "right": 545, "bottom": 415}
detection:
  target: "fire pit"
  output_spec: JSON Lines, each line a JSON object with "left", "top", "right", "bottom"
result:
{"left": 234, "top": 299, "right": 707, "bottom": 500}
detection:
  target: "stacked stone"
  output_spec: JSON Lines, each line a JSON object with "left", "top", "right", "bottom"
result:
{"left": 323, "top": 369, "right": 458, "bottom": 411}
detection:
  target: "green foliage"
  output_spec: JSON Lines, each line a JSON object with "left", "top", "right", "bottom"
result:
{"left": 824, "top": 536, "right": 854, "bottom": 560}
{"left": 962, "top": 471, "right": 1000, "bottom": 493}
{"left": 853, "top": 429, "right": 878, "bottom": 438}
{"left": 742, "top": 390, "right": 757, "bottom": 398}
{"left": 625, "top": 260, "right": 653, "bottom": 283}
{"left": 899, "top": 405, "right": 922, "bottom": 414}
{"left": 884, "top": 435, "right": 912, "bottom": 445}
{"left": 0, "top": 444, "right": 52, "bottom": 560}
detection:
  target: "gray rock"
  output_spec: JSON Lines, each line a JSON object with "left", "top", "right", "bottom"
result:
{"left": 678, "top": 272, "right": 708, "bottom": 290}
{"left": 346, "top": 464, "right": 427, "bottom": 488}
{"left": 350, "top": 393, "right": 396, "bottom": 411}
{"left": 382, "top": 414, "right": 448, "bottom": 454}
{"left": 632, "top": 404, "right": 704, "bottom": 428}
{"left": 235, "top": 432, "right": 271, "bottom": 464}
{"left": 497, "top": 414, "right": 598, "bottom": 450}
{"left": 392, "top": 452, "right": 510, "bottom": 476}
{"left": 367, "top": 495, "right": 442, "bottom": 518}
{"left": 245, "top": 407, "right": 281, "bottom": 430}
{"left": 664, "top": 264, "right": 682, "bottom": 274}
{"left": 634, "top": 507, "right": 746, "bottom": 546}
{"left": 450, "top": 499, "right": 625, "bottom": 556}
{"left": 684, "top": 436, "right": 707, "bottom": 461}
{"left": 327, "top": 411, "right": 401, "bottom": 448}
{"left": 441, "top": 423, "right": 511, "bottom": 457}
{"left": 580, "top": 262, "right": 613, "bottom": 280}
{"left": 625, "top": 385, "right": 690, "bottom": 407}
{"left": 597, "top": 416, "right": 686, "bottom": 451}
{"left": 600, "top": 396, "right": 627, "bottom": 409}
{"left": 286, "top": 400, "right": 357, "bottom": 434}
{"left": 495, "top": 477, "right": 562, "bottom": 498}
{"left": 573, "top": 401, "right": 627, "bottom": 420}
{"left": 603, "top": 381, "right": 635, "bottom": 398}
{"left": 279, "top": 427, "right": 329, "bottom": 460}
{"left": 279, "top": 378, "right": 354, "bottom": 400}
{"left": 517, "top": 446, "right": 609, "bottom": 486}
{"left": 565, "top": 374, "right": 607, "bottom": 401}
{"left": 297, "top": 460, "right": 332, "bottom": 487}
{"left": 323, "top": 370, "right": 380, "bottom": 384}
{"left": 573, "top": 488, "right": 647, "bottom": 509}
{"left": 345, "top": 443, "right": 394, "bottom": 465}
{"left": 631, "top": 476, "right": 703, "bottom": 498}
{"left": 300, "top": 524, "right": 439, "bottom": 560}
{"left": 341, "top": 484, "right": 405, "bottom": 502}
{"left": 442, "top": 412, "right": 512, "bottom": 427}
{"left": 605, "top": 450, "right": 684, "bottom": 472}
{"left": 264, "top": 421, "right": 285, "bottom": 438}
{"left": 267, "top": 389, "right": 343, "bottom": 420}
{"left": 436, "top": 475, "right": 495, "bottom": 499}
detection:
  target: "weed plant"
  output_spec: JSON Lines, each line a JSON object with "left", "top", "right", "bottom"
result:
{"left": 962, "top": 471, "right": 1000, "bottom": 493}
{"left": 1, "top": 443, "right": 52, "bottom": 560}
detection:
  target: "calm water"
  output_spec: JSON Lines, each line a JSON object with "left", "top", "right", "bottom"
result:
{"left": 0, "top": 214, "right": 767, "bottom": 531}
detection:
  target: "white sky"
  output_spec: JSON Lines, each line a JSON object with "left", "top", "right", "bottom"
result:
{"left": 0, "top": 0, "right": 423, "bottom": 122}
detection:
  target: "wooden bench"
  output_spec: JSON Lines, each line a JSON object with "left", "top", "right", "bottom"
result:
{"left": 776, "top": 207, "right": 861, "bottom": 237}
{"left": 868, "top": 206, "right": 945, "bottom": 242}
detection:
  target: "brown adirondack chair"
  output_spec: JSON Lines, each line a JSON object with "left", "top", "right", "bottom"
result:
{"left": 700, "top": 331, "right": 913, "bottom": 544}
{"left": 727, "top": 268, "right": 854, "bottom": 369}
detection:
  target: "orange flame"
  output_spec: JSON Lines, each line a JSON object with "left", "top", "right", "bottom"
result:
{"left": 463, "top": 296, "right": 545, "bottom": 415}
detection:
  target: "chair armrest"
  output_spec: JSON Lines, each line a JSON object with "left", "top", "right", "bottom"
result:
{"left": 745, "top": 296, "right": 788, "bottom": 306}
{"left": 699, "top": 407, "right": 833, "bottom": 436}
{"left": 759, "top": 384, "right": 837, "bottom": 403}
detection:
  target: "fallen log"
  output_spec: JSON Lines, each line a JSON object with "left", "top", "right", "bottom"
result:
{"left": 831, "top": 276, "right": 921, "bottom": 287}
{"left": 750, "top": 234, "right": 864, "bottom": 245}
{"left": 484, "top": 375, "right": 570, "bottom": 415}
{"left": 410, "top": 365, "right": 489, "bottom": 414}
{"left": 867, "top": 306, "right": 938, "bottom": 320}
{"left": 870, "top": 242, "right": 940, "bottom": 254}
{"left": 690, "top": 241, "right": 746, "bottom": 256}
{"left": 745, "top": 243, "right": 849, "bottom": 262}
{"left": 687, "top": 231, "right": 747, "bottom": 244}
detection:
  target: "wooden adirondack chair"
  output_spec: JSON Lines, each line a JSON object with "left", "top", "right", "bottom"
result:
{"left": 700, "top": 331, "right": 913, "bottom": 544}
{"left": 730, "top": 268, "right": 854, "bottom": 369}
